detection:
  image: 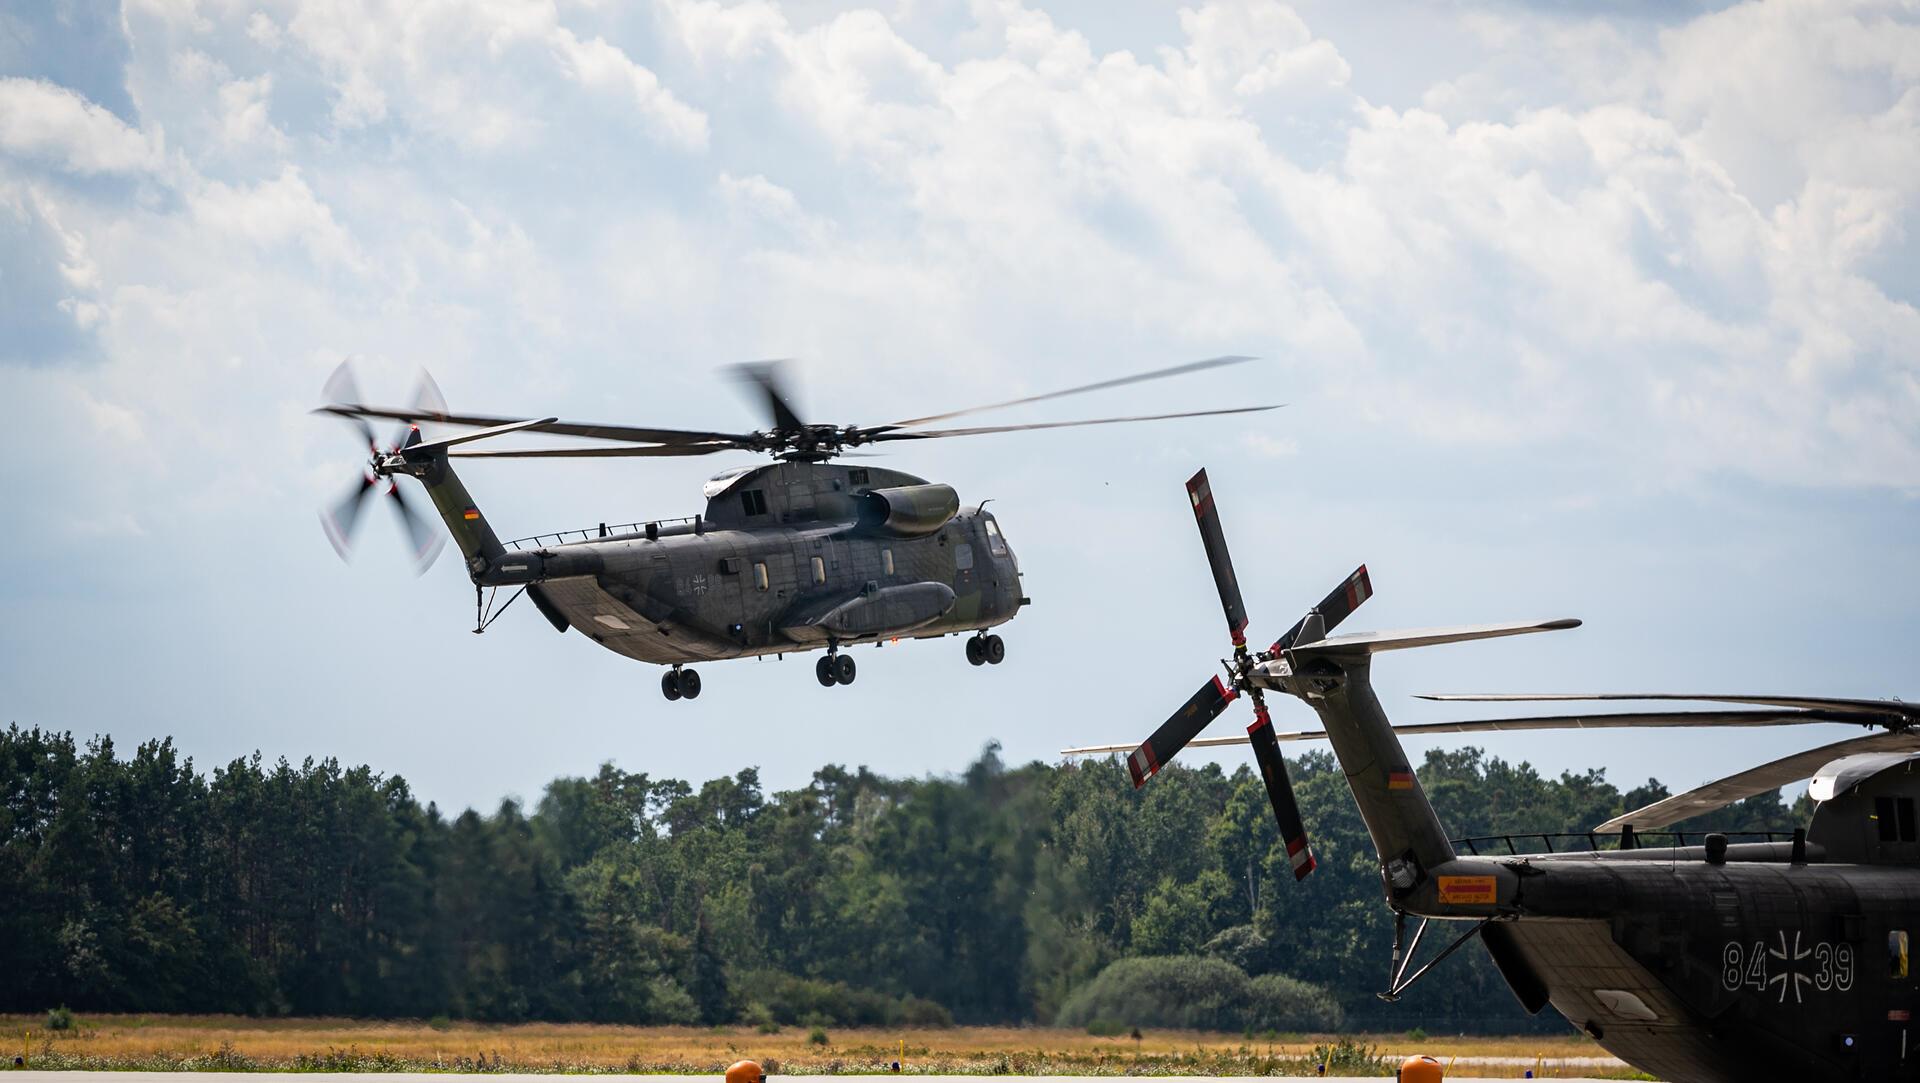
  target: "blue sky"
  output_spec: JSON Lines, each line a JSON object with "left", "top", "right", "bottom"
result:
{"left": 2, "top": 0, "right": 1916, "bottom": 818}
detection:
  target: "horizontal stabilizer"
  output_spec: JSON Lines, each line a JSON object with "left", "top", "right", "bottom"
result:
{"left": 1288, "top": 618, "right": 1580, "bottom": 656}
{"left": 1059, "top": 707, "right": 1839, "bottom": 757}
{"left": 1596, "top": 731, "right": 1920, "bottom": 832}
{"left": 1420, "top": 691, "right": 1920, "bottom": 720}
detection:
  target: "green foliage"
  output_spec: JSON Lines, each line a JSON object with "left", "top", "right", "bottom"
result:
{"left": 1084, "top": 1018, "right": 1126, "bottom": 1037}
{"left": 0, "top": 724, "right": 1807, "bottom": 1033}
{"left": 806, "top": 1026, "right": 829, "bottom": 1046}
{"left": 1056, "top": 956, "right": 1342, "bottom": 1032}
{"left": 45, "top": 1005, "right": 75, "bottom": 1031}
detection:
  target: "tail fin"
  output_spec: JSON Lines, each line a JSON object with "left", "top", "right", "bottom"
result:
{"left": 1258, "top": 613, "right": 1580, "bottom": 897}
{"left": 393, "top": 428, "right": 507, "bottom": 574}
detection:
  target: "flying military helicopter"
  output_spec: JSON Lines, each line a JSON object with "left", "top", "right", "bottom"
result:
{"left": 316, "top": 357, "right": 1275, "bottom": 701}
{"left": 1065, "top": 468, "right": 1920, "bottom": 1083}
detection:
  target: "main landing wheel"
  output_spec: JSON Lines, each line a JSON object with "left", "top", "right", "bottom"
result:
{"left": 984, "top": 634, "right": 1006, "bottom": 665}
{"left": 965, "top": 637, "right": 986, "bottom": 666}
{"left": 815, "top": 656, "right": 837, "bottom": 687}
{"left": 833, "top": 653, "right": 857, "bottom": 685}
{"left": 662, "top": 668, "right": 701, "bottom": 701}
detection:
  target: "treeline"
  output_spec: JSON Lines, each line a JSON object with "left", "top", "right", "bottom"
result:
{"left": 0, "top": 725, "right": 1807, "bottom": 1030}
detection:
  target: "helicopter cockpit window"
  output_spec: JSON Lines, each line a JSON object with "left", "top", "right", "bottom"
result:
{"left": 984, "top": 518, "right": 1007, "bottom": 556}
{"left": 740, "top": 489, "right": 769, "bottom": 516}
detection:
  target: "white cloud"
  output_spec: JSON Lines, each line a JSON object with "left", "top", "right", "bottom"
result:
{"left": 0, "top": 78, "right": 163, "bottom": 174}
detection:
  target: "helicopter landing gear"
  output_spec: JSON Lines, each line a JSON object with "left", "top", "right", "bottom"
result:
{"left": 967, "top": 633, "right": 1006, "bottom": 666}
{"left": 661, "top": 666, "right": 701, "bottom": 701}
{"left": 816, "top": 646, "right": 857, "bottom": 687}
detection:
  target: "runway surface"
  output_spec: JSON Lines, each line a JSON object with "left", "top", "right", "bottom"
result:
{"left": 5, "top": 1073, "right": 1635, "bottom": 1083}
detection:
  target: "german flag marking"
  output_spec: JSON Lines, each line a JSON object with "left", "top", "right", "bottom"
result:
{"left": 463, "top": 507, "right": 481, "bottom": 521}
{"left": 1387, "top": 770, "right": 1415, "bottom": 791}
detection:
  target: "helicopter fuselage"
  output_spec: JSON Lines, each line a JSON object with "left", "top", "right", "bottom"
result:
{"left": 419, "top": 458, "right": 1025, "bottom": 666}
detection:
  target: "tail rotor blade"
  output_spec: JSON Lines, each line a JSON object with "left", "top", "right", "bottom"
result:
{"left": 1271, "top": 564, "right": 1372, "bottom": 654}
{"left": 1247, "top": 702, "right": 1316, "bottom": 880}
{"left": 386, "top": 482, "right": 445, "bottom": 573}
{"left": 320, "top": 473, "right": 378, "bottom": 558}
{"left": 1128, "top": 676, "right": 1240, "bottom": 787}
{"left": 322, "top": 360, "right": 377, "bottom": 449}
{"left": 1185, "top": 469, "right": 1249, "bottom": 645}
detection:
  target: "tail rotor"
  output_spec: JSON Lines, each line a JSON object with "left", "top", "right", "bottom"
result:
{"left": 1125, "top": 468, "right": 1376, "bottom": 882}
{"left": 316, "top": 360, "right": 447, "bottom": 574}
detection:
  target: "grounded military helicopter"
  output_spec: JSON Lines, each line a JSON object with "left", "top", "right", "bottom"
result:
{"left": 316, "top": 358, "right": 1274, "bottom": 700}
{"left": 1066, "top": 468, "right": 1920, "bottom": 1083}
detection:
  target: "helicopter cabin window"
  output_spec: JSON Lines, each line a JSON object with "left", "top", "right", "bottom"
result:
{"left": 740, "top": 489, "right": 769, "bottom": 516}
{"left": 984, "top": 518, "right": 1007, "bottom": 556}
{"left": 1892, "top": 931, "right": 1910, "bottom": 979}
{"left": 1875, "top": 796, "right": 1918, "bottom": 842}
{"left": 882, "top": 549, "right": 895, "bottom": 576}
{"left": 955, "top": 542, "right": 975, "bottom": 571}
{"left": 849, "top": 468, "right": 869, "bottom": 486}
{"left": 753, "top": 562, "right": 769, "bottom": 592}
{"left": 811, "top": 556, "right": 826, "bottom": 584}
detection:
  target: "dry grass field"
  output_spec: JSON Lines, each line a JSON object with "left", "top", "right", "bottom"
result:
{"left": 1, "top": 1015, "right": 1641, "bottom": 1077}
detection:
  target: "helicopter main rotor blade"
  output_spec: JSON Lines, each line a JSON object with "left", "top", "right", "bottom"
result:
{"left": 886, "top": 355, "right": 1258, "bottom": 428}
{"left": 727, "top": 360, "right": 807, "bottom": 431}
{"left": 1596, "top": 730, "right": 1920, "bottom": 832}
{"left": 450, "top": 442, "right": 742, "bottom": 459}
{"left": 314, "top": 404, "right": 754, "bottom": 448}
{"left": 867, "top": 404, "right": 1280, "bottom": 442}
{"left": 1060, "top": 708, "right": 1881, "bottom": 756}
{"left": 1418, "top": 692, "right": 1920, "bottom": 721}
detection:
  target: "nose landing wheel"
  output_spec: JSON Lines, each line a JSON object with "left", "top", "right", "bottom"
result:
{"left": 661, "top": 667, "right": 701, "bottom": 701}
{"left": 967, "top": 633, "right": 1006, "bottom": 666}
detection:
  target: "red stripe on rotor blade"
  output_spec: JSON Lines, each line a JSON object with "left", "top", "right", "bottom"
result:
{"left": 1212, "top": 675, "right": 1238, "bottom": 704}
{"left": 1128, "top": 742, "right": 1161, "bottom": 788}
{"left": 1287, "top": 841, "right": 1316, "bottom": 880}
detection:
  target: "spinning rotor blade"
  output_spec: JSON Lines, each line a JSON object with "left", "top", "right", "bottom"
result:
{"left": 315, "top": 404, "right": 755, "bottom": 448}
{"left": 1185, "top": 468, "right": 1249, "bottom": 644}
{"left": 1270, "top": 565, "right": 1373, "bottom": 654}
{"left": 869, "top": 404, "right": 1279, "bottom": 442}
{"left": 1596, "top": 730, "right": 1920, "bottom": 832}
{"left": 321, "top": 473, "right": 379, "bottom": 558}
{"left": 386, "top": 482, "right": 444, "bottom": 572}
{"left": 728, "top": 360, "right": 807, "bottom": 431}
{"left": 1060, "top": 708, "right": 1876, "bottom": 757}
{"left": 451, "top": 442, "right": 740, "bottom": 459}
{"left": 1248, "top": 703, "right": 1315, "bottom": 880}
{"left": 1420, "top": 692, "right": 1920, "bottom": 721}
{"left": 887, "top": 355, "right": 1259, "bottom": 428}
{"left": 322, "top": 362, "right": 378, "bottom": 448}
{"left": 1127, "top": 676, "right": 1240, "bottom": 787}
